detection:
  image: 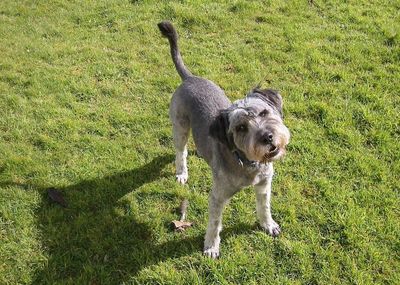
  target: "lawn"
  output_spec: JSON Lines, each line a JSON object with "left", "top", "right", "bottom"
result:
{"left": 0, "top": 0, "right": 399, "bottom": 284}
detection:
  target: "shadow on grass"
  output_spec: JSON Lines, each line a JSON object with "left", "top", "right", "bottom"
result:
{"left": 15, "top": 154, "right": 255, "bottom": 284}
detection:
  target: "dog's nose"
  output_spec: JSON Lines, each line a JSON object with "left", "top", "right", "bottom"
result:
{"left": 261, "top": 132, "right": 273, "bottom": 144}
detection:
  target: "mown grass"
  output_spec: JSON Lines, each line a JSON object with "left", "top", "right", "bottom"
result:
{"left": 0, "top": 0, "right": 399, "bottom": 284}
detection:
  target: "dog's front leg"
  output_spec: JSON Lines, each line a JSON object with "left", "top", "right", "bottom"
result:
{"left": 254, "top": 174, "right": 281, "bottom": 237}
{"left": 203, "top": 185, "right": 229, "bottom": 259}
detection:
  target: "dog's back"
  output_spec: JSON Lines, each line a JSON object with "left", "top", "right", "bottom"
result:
{"left": 158, "top": 21, "right": 230, "bottom": 162}
{"left": 173, "top": 77, "right": 229, "bottom": 161}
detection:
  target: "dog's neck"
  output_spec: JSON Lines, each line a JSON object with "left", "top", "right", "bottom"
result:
{"left": 232, "top": 149, "right": 259, "bottom": 168}
{"left": 223, "top": 133, "right": 258, "bottom": 168}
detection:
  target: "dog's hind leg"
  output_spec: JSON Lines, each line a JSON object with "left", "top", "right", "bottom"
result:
{"left": 172, "top": 117, "right": 190, "bottom": 184}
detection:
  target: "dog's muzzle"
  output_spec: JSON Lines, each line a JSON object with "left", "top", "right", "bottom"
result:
{"left": 260, "top": 132, "right": 280, "bottom": 159}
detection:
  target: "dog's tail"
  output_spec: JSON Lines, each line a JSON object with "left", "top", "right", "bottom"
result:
{"left": 158, "top": 21, "right": 193, "bottom": 80}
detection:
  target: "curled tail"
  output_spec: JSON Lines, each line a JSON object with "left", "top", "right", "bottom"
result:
{"left": 157, "top": 21, "right": 192, "bottom": 80}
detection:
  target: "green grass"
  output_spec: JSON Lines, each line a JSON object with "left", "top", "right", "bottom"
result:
{"left": 0, "top": 0, "right": 399, "bottom": 284}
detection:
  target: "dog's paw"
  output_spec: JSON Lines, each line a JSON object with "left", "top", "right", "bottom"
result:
{"left": 176, "top": 173, "right": 188, "bottom": 184}
{"left": 203, "top": 246, "right": 220, "bottom": 259}
{"left": 261, "top": 220, "right": 281, "bottom": 237}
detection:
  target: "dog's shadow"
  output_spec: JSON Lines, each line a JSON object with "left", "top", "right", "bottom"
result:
{"left": 26, "top": 154, "right": 254, "bottom": 284}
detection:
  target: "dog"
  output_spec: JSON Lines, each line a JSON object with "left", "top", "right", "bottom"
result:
{"left": 157, "top": 21, "right": 290, "bottom": 258}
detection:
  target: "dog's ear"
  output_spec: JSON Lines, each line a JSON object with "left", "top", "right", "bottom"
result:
{"left": 253, "top": 88, "right": 284, "bottom": 118}
{"left": 209, "top": 111, "right": 232, "bottom": 148}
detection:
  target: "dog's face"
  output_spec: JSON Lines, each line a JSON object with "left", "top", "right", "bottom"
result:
{"left": 210, "top": 88, "right": 290, "bottom": 163}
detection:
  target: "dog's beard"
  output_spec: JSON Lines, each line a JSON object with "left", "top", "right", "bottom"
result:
{"left": 249, "top": 141, "right": 283, "bottom": 164}
{"left": 233, "top": 130, "right": 287, "bottom": 164}
{"left": 260, "top": 147, "right": 283, "bottom": 163}
{"left": 261, "top": 154, "right": 269, "bottom": 164}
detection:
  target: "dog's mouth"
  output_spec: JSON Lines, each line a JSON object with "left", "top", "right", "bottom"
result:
{"left": 260, "top": 145, "right": 282, "bottom": 163}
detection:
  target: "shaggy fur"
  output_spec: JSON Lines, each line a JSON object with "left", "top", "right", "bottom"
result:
{"left": 158, "top": 21, "right": 290, "bottom": 258}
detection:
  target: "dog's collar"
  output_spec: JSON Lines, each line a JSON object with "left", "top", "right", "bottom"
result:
{"left": 232, "top": 149, "right": 259, "bottom": 168}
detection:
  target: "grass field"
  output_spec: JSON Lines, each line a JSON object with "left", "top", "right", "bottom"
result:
{"left": 0, "top": 0, "right": 399, "bottom": 284}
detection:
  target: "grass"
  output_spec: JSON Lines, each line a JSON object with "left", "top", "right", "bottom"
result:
{"left": 0, "top": 0, "right": 399, "bottom": 284}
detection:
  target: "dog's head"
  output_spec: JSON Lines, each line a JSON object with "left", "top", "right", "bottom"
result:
{"left": 210, "top": 88, "right": 290, "bottom": 163}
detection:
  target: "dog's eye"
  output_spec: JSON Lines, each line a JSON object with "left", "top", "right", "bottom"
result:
{"left": 259, "top": 109, "right": 268, "bottom": 117}
{"left": 236, "top": 124, "right": 247, "bottom": 132}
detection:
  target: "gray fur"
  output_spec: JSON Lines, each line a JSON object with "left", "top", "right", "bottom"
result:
{"left": 158, "top": 21, "right": 290, "bottom": 258}
{"left": 158, "top": 21, "right": 192, "bottom": 80}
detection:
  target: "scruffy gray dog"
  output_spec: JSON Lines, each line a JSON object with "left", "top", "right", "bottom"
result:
{"left": 158, "top": 21, "right": 290, "bottom": 258}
